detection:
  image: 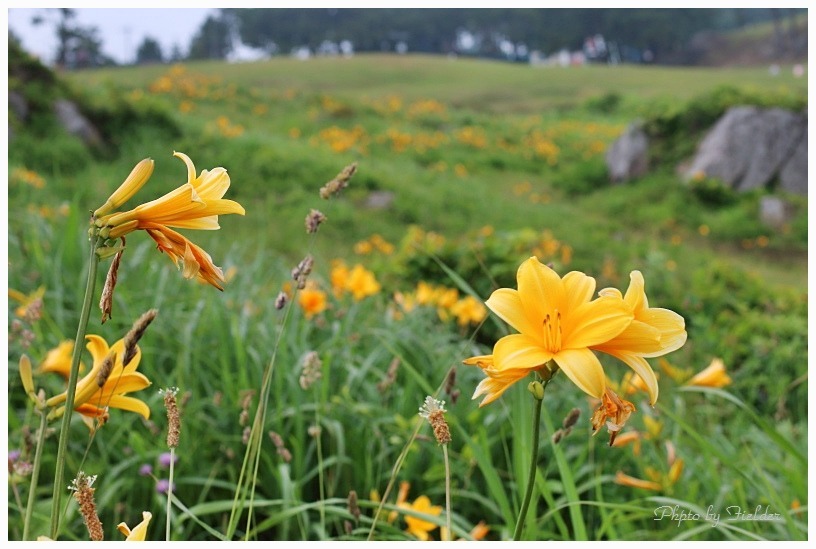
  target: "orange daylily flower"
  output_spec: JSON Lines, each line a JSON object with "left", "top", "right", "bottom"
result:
{"left": 142, "top": 222, "right": 229, "bottom": 290}
{"left": 298, "top": 282, "right": 328, "bottom": 318}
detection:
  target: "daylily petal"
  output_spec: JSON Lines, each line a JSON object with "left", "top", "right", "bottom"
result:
{"left": 605, "top": 352, "right": 659, "bottom": 404}
{"left": 593, "top": 319, "right": 662, "bottom": 355}
{"left": 516, "top": 257, "right": 565, "bottom": 325}
{"left": 493, "top": 334, "right": 553, "bottom": 371}
{"left": 637, "top": 308, "right": 687, "bottom": 357}
{"left": 615, "top": 471, "right": 661, "bottom": 491}
{"left": 562, "top": 270, "right": 596, "bottom": 314}
{"left": 195, "top": 167, "right": 231, "bottom": 198}
{"left": 97, "top": 372, "right": 152, "bottom": 400}
{"left": 563, "top": 296, "right": 632, "bottom": 349}
{"left": 623, "top": 270, "right": 647, "bottom": 311}
{"left": 118, "top": 511, "right": 152, "bottom": 541}
{"left": 173, "top": 151, "right": 197, "bottom": 184}
{"left": 85, "top": 334, "right": 111, "bottom": 365}
{"left": 485, "top": 288, "right": 540, "bottom": 337}
{"left": 472, "top": 367, "right": 531, "bottom": 406}
{"left": 552, "top": 347, "right": 605, "bottom": 399}
{"left": 105, "top": 395, "right": 152, "bottom": 419}
{"left": 463, "top": 354, "right": 493, "bottom": 368}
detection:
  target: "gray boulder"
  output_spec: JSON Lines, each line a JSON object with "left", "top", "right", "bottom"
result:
{"left": 684, "top": 106, "right": 807, "bottom": 195}
{"left": 759, "top": 196, "right": 794, "bottom": 229}
{"left": 605, "top": 122, "right": 649, "bottom": 183}
{"left": 778, "top": 130, "right": 808, "bottom": 195}
{"left": 54, "top": 99, "right": 102, "bottom": 148}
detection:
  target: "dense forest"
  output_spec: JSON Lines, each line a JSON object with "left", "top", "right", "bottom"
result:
{"left": 221, "top": 8, "right": 806, "bottom": 64}
{"left": 13, "top": 8, "right": 807, "bottom": 68}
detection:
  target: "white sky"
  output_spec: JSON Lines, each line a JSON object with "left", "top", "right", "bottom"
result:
{"left": 7, "top": 8, "right": 217, "bottom": 65}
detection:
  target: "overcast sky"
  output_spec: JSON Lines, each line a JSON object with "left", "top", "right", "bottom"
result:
{"left": 8, "top": 8, "right": 217, "bottom": 65}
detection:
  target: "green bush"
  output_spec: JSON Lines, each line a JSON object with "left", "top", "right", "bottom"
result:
{"left": 689, "top": 175, "right": 737, "bottom": 206}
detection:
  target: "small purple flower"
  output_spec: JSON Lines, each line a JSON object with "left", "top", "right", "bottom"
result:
{"left": 158, "top": 452, "right": 179, "bottom": 468}
{"left": 139, "top": 464, "right": 153, "bottom": 476}
{"left": 8, "top": 450, "right": 21, "bottom": 463}
{"left": 155, "top": 479, "right": 175, "bottom": 494}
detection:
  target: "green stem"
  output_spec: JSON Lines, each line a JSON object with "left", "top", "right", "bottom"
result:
{"left": 512, "top": 381, "right": 547, "bottom": 541}
{"left": 166, "top": 447, "right": 175, "bottom": 541}
{"left": 50, "top": 235, "right": 100, "bottom": 539}
{"left": 442, "top": 444, "right": 452, "bottom": 541}
{"left": 314, "top": 391, "right": 326, "bottom": 538}
{"left": 23, "top": 411, "right": 48, "bottom": 541}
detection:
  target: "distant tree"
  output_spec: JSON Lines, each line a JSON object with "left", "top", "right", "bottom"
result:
{"left": 187, "top": 14, "right": 233, "bottom": 60}
{"left": 136, "top": 36, "right": 164, "bottom": 64}
{"left": 169, "top": 43, "right": 184, "bottom": 62}
{"left": 31, "top": 8, "right": 114, "bottom": 69}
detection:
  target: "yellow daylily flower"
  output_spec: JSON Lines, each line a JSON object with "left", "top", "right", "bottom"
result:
{"left": 686, "top": 358, "right": 731, "bottom": 388}
{"left": 93, "top": 152, "right": 245, "bottom": 290}
{"left": 592, "top": 270, "right": 687, "bottom": 405}
{"left": 38, "top": 340, "right": 84, "bottom": 377}
{"left": 8, "top": 286, "right": 45, "bottom": 318}
{"left": 97, "top": 152, "right": 244, "bottom": 236}
{"left": 415, "top": 281, "right": 438, "bottom": 305}
{"left": 449, "top": 295, "right": 487, "bottom": 327}
{"left": 330, "top": 260, "right": 350, "bottom": 297}
{"left": 117, "top": 511, "right": 152, "bottom": 541}
{"left": 46, "top": 335, "right": 151, "bottom": 426}
{"left": 465, "top": 257, "right": 633, "bottom": 406}
{"left": 403, "top": 495, "right": 442, "bottom": 541}
{"left": 345, "top": 264, "right": 381, "bottom": 301}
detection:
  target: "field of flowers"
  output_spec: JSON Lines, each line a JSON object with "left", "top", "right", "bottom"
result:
{"left": 7, "top": 52, "right": 807, "bottom": 541}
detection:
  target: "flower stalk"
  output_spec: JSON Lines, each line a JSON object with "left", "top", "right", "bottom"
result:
{"left": 23, "top": 411, "right": 48, "bottom": 541}
{"left": 50, "top": 234, "right": 101, "bottom": 539}
{"left": 513, "top": 376, "right": 549, "bottom": 541}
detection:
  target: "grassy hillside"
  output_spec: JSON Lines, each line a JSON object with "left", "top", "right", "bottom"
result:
{"left": 7, "top": 54, "right": 807, "bottom": 541}
{"left": 74, "top": 54, "right": 808, "bottom": 113}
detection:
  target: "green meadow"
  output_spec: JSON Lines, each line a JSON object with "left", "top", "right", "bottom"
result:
{"left": 7, "top": 53, "right": 808, "bottom": 541}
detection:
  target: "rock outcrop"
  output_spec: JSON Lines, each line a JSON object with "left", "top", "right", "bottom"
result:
{"left": 683, "top": 106, "right": 807, "bottom": 195}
